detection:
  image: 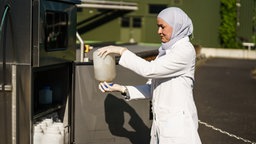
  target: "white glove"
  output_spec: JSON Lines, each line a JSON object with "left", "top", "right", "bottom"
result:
{"left": 98, "top": 82, "right": 126, "bottom": 93}
{"left": 97, "top": 45, "right": 127, "bottom": 58}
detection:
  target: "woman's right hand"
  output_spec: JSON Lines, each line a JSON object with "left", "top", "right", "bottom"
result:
{"left": 98, "top": 82, "right": 126, "bottom": 93}
{"left": 97, "top": 45, "right": 127, "bottom": 58}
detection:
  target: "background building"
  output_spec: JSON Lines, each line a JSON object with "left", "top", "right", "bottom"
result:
{"left": 77, "top": 0, "right": 255, "bottom": 48}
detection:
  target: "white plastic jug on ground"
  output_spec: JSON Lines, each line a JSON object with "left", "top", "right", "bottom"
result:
{"left": 33, "top": 125, "right": 43, "bottom": 144}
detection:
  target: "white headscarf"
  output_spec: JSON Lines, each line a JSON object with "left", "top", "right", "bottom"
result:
{"left": 157, "top": 7, "right": 193, "bottom": 57}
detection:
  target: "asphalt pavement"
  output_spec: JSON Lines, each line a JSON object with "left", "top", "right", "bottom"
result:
{"left": 193, "top": 57, "right": 256, "bottom": 144}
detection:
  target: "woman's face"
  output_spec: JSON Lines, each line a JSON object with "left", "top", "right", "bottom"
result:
{"left": 157, "top": 18, "right": 173, "bottom": 43}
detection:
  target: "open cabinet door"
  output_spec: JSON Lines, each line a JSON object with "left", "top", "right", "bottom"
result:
{"left": 0, "top": 1, "right": 12, "bottom": 144}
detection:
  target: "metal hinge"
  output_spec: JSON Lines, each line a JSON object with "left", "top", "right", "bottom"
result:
{"left": 0, "top": 85, "right": 12, "bottom": 91}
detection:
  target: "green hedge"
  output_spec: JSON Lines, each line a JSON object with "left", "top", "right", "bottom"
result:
{"left": 219, "top": 0, "right": 241, "bottom": 48}
{"left": 253, "top": 4, "right": 256, "bottom": 44}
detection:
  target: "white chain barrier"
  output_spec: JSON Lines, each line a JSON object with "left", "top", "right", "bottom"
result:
{"left": 198, "top": 120, "right": 256, "bottom": 144}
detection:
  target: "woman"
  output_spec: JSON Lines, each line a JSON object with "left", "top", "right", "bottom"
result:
{"left": 97, "top": 7, "right": 201, "bottom": 144}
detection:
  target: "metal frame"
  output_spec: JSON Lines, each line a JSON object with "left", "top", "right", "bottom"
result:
{"left": 77, "top": 0, "right": 138, "bottom": 10}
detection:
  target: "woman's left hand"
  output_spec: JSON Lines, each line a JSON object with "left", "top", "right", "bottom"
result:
{"left": 97, "top": 45, "right": 127, "bottom": 57}
{"left": 98, "top": 82, "right": 126, "bottom": 93}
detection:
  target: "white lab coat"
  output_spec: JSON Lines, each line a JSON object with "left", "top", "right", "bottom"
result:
{"left": 119, "top": 37, "right": 202, "bottom": 144}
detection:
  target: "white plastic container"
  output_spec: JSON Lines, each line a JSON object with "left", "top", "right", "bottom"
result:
{"left": 93, "top": 50, "right": 116, "bottom": 82}
{"left": 33, "top": 125, "right": 43, "bottom": 144}
{"left": 39, "top": 86, "right": 52, "bottom": 105}
{"left": 41, "top": 126, "right": 63, "bottom": 144}
{"left": 38, "top": 122, "right": 47, "bottom": 133}
{"left": 42, "top": 118, "right": 53, "bottom": 127}
{"left": 52, "top": 122, "right": 64, "bottom": 136}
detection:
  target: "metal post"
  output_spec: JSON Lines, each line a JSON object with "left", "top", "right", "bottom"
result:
{"left": 12, "top": 65, "right": 16, "bottom": 144}
{"left": 76, "top": 32, "right": 84, "bottom": 62}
